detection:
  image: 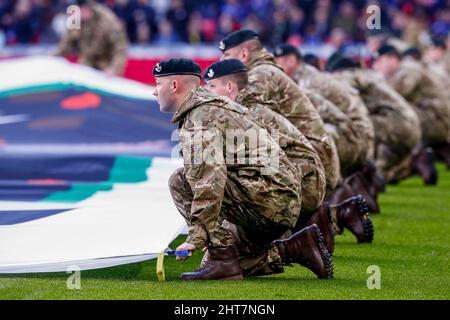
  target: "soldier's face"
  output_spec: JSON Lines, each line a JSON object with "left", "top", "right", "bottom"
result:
{"left": 274, "top": 55, "right": 298, "bottom": 76}
{"left": 154, "top": 77, "right": 177, "bottom": 113}
{"left": 372, "top": 55, "right": 399, "bottom": 77}
{"left": 204, "top": 78, "right": 230, "bottom": 99}
{"left": 221, "top": 47, "right": 249, "bottom": 64}
{"left": 425, "top": 47, "right": 445, "bottom": 63}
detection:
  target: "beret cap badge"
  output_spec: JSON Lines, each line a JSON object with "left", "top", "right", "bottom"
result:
{"left": 207, "top": 68, "right": 215, "bottom": 78}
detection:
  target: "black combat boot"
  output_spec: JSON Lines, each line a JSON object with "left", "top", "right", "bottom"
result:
{"left": 180, "top": 246, "right": 243, "bottom": 280}
{"left": 273, "top": 224, "right": 333, "bottom": 279}
{"left": 329, "top": 195, "right": 374, "bottom": 243}
{"left": 410, "top": 146, "right": 438, "bottom": 185}
{"left": 295, "top": 204, "right": 335, "bottom": 255}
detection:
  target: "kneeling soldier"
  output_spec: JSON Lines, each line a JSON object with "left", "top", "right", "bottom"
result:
{"left": 153, "top": 58, "right": 333, "bottom": 280}
{"left": 203, "top": 59, "right": 373, "bottom": 253}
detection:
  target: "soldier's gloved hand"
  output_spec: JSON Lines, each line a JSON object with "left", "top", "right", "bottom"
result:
{"left": 175, "top": 242, "right": 196, "bottom": 261}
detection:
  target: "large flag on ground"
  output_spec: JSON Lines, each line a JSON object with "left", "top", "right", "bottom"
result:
{"left": 0, "top": 57, "right": 186, "bottom": 273}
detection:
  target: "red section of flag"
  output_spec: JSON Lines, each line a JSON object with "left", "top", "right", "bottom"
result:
{"left": 28, "top": 179, "right": 68, "bottom": 185}
{"left": 61, "top": 92, "right": 101, "bottom": 110}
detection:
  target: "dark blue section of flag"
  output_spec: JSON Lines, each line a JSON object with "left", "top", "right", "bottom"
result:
{"left": 0, "top": 88, "right": 176, "bottom": 152}
{"left": 0, "top": 208, "right": 73, "bottom": 225}
{"left": 0, "top": 154, "right": 115, "bottom": 201}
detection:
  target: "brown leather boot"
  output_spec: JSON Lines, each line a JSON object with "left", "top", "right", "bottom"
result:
{"left": 180, "top": 246, "right": 243, "bottom": 280}
{"left": 295, "top": 204, "right": 335, "bottom": 255}
{"left": 410, "top": 146, "right": 438, "bottom": 185}
{"left": 345, "top": 171, "right": 380, "bottom": 213}
{"left": 274, "top": 224, "right": 333, "bottom": 279}
{"left": 330, "top": 195, "right": 374, "bottom": 243}
{"left": 361, "top": 161, "right": 386, "bottom": 195}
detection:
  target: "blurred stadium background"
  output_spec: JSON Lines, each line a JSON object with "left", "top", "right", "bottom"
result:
{"left": 1, "top": 0, "right": 450, "bottom": 84}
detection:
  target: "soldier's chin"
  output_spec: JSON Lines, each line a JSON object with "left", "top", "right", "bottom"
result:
{"left": 159, "top": 104, "right": 172, "bottom": 113}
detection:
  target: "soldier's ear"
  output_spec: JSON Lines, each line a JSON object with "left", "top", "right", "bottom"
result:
{"left": 241, "top": 48, "right": 250, "bottom": 63}
{"left": 171, "top": 79, "right": 178, "bottom": 93}
{"left": 227, "top": 80, "right": 233, "bottom": 94}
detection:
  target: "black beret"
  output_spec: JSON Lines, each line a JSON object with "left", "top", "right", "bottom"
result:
{"left": 219, "top": 29, "right": 259, "bottom": 52}
{"left": 273, "top": 43, "right": 302, "bottom": 60}
{"left": 326, "top": 55, "right": 357, "bottom": 72}
{"left": 203, "top": 59, "right": 247, "bottom": 81}
{"left": 325, "top": 51, "right": 344, "bottom": 71}
{"left": 74, "top": 0, "right": 89, "bottom": 5}
{"left": 431, "top": 35, "right": 446, "bottom": 49}
{"left": 152, "top": 58, "right": 201, "bottom": 78}
{"left": 375, "top": 44, "right": 399, "bottom": 58}
{"left": 303, "top": 53, "right": 320, "bottom": 69}
{"left": 402, "top": 47, "right": 422, "bottom": 60}
{"left": 366, "top": 27, "right": 391, "bottom": 38}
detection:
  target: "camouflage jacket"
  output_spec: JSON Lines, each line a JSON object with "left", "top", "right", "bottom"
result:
{"left": 293, "top": 64, "right": 375, "bottom": 154}
{"left": 58, "top": 3, "right": 128, "bottom": 75}
{"left": 245, "top": 48, "right": 328, "bottom": 146}
{"left": 444, "top": 52, "right": 450, "bottom": 75}
{"left": 172, "top": 87, "right": 302, "bottom": 249}
{"left": 389, "top": 57, "right": 450, "bottom": 143}
{"left": 236, "top": 91, "right": 324, "bottom": 180}
{"left": 334, "top": 68, "right": 421, "bottom": 150}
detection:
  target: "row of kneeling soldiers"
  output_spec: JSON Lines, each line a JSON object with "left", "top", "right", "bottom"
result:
{"left": 151, "top": 29, "right": 450, "bottom": 281}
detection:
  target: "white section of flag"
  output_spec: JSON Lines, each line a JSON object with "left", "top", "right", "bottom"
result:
{"left": 0, "top": 157, "right": 186, "bottom": 273}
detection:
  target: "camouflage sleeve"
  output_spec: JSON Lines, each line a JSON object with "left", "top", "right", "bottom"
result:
{"left": 391, "top": 67, "right": 421, "bottom": 97}
{"left": 179, "top": 117, "right": 228, "bottom": 249}
{"left": 57, "top": 29, "right": 79, "bottom": 56}
{"left": 107, "top": 28, "right": 128, "bottom": 75}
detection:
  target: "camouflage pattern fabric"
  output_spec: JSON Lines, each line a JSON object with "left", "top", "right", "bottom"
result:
{"left": 237, "top": 91, "right": 326, "bottom": 213}
{"left": 169, "top": 87, "right": 302, "bottom": 275}
{"left": 245, "top": 48, "right": 340, "bottom": 192}
{"left": 58, "top": 3, "right": 128, "bottom": 75}
{"left": 293, "top": 64, "right": 375, "bottom": 176}
{"left": 389, "top": 57, "right": 450, "bottom": 146}
{"left": 334, "top": 68, "right": 422, "bottom": 181}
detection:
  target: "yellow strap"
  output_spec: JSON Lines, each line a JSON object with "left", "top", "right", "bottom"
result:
{"left": 156, "top": 251, "right": 165, "bottom": 282}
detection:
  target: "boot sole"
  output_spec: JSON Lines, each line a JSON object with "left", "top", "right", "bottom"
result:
{"left": 355, "top": 196, "right": 374, "bottom": 244}
{"left": 181, "top": 274, "right": 244, "bottom": 281}
{"left": 325, "top": 205, "right": 335, "bottom": 255}
{"left": 311, "top": 225, "right": 334, "bottom": 280}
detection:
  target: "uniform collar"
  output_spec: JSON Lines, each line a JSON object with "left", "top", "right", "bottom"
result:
{"left": 246, "top": 48, "right": 282, "bottom": 71}
{"left": 171, "top": 87, "right": 248, "bottom": 123}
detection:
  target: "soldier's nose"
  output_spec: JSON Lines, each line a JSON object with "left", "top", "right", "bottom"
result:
{"left": 153, "top": 89, "right": 158, "bottom": 97}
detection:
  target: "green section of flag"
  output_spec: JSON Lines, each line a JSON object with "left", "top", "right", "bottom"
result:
{"left": 0, "top": 83, "right": 150, "bottom": 101}
{"left": 43, "top": 156, "right": 152, "bottom": 203}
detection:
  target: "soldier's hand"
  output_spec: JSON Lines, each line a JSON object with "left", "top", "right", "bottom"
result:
{"left": 175, "top": 242, "right": 196, "bottom": 261}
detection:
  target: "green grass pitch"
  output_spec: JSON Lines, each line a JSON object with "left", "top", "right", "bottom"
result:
{"left": 1, "top": 164, "right": 449, "bottom": 300}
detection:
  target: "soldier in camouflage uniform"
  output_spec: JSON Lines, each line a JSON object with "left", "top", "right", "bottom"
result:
{"left": 373, "top": 45, "right": 450, "bottom": 149}
{"left": 219, "top": 30, "right": 340, "bottom": 195}
{"left": 273, "top": 44, "right": 375, "bottom": 178}
{"left": 327, "top": 55, "right": 422, "bottom": 183}
{"left": 202, "top": 59, "right": 375, "bottom": 254}
{"left": 153, "top": 58, "right": 333, "bottom": 280}
{"left": 203, "top": 59, "right": 326, "bottom": 214}
{"left": 57, "top": 0, "right": 128, "bottom": 76}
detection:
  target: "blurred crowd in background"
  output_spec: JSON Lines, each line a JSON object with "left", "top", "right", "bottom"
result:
{"left": 1, "top": 0, "right": 450, "bottom": 48}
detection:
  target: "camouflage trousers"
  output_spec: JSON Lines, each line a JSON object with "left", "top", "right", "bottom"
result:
{"left": 169, "top": 167, "right": 301, "bottom": 276}
{"left": 289, "top": 156, "right": 326, "bottom": 214}
{"left": 414, "top": 106, "right": 450, "bottom": 147}
{"left": 372, "top": 115, "right": 420, "bottom": 181}
{"left": 305, "top": 137, "right": 341, "bottom": 195}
